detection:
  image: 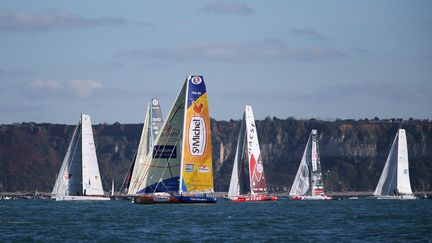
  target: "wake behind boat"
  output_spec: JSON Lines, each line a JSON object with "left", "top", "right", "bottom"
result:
{"left": 132, "top": 75, "right": 216, "bottom": 204}
{"left": 52, "top": 114, "right": 109, "bottom": 201}
{"left": 373, "top": 129, "right": 416, "bottom": 200}
{"left": 289, "top": 129, "right": 331, "bottom": 200}
{"left": 225, "top": 106, "right": 278, "bottom": 202}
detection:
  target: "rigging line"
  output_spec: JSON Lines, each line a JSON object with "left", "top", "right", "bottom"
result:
{"left": 119, "top": 153, "right": 136, "bottom": 193}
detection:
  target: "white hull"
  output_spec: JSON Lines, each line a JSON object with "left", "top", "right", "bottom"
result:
{"left": 375, "top": 195, "right": 417, "bottom": 200}
{"left": 53, "top": 195, "right": 110, "bottom": 201}
{"left": 291, "top": 195, "right": 332, "bottom": 200}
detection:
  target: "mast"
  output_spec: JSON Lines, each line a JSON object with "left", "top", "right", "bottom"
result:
{"left": 178, "top": 78, "right": 189, "bottom": 194}
{"left": 111, "top": 180, "right": 115, "bottom": 196}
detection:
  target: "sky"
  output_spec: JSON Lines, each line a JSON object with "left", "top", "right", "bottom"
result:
{"left": 0, "top": 1, "right": 431, "bottom": 124}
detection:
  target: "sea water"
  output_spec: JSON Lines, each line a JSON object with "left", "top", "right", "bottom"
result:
{"left": 0, "top": 199, "right": 431, "bottom": 242}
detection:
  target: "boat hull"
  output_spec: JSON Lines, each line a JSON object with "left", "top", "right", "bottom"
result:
{"left": 52, "top": 195, "right": 110, "bottom": 201}
{"left": 290, "top": 195, "right": 332, "bottom": 200}
{"left": 374, "top": 195, "right": 417, "bottom": 200}
{"left": 133, "top": 193, "right": 217, "bottom": 204}
{"left": 225, "top": 195, "right": 278, "bottom": 202}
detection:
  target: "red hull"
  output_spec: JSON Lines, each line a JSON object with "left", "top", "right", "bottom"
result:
{"left": 227, "top": 195, "right": 278, "bottom": 202}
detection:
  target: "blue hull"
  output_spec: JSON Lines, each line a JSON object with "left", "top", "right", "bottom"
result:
{"left": 176, "top": 195, "right": 217, "bottom": 203}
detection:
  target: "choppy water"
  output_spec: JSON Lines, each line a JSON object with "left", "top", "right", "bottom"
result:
{"left": 0, "top": 198, "right": 431, "bottom": 242}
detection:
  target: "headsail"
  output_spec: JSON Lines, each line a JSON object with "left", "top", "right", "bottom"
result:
{"left": 227, "top": 113, "right": 246, "bottom": 197}
{"left": 136, "top": 85, "right": 186, "bottom": 193}
{"left": 128, "top": 98, "right": 164, "bottom": 195}
{"left": 52, "top": 124, "right": 79, "bottom": 197}
{"left": 374, "top": 129, "right": 413, "bottom": 196}
{"left": 289, "top": 132, "right": 312, "bottom": 196}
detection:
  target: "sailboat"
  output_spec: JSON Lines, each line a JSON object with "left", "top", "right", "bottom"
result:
{"left": 289, "top": 129, "right": 331, "bottom": 200}
{"left": 122, "top": 98, "right": 164, "bottom": 196}
{"left": 52, "top": 114, "right": 109, "bottom": 201}
{"left": 225, "top": 106, "right": 278, "bottom": 202}
{"left": 132, "top": 75, "right": 216, "bottom": 204}
{"left": 373, "top": 129, "right": 416, "bottom": 200}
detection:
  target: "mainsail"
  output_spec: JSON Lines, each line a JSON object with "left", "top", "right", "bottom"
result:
{"left": 135, "top": 76, "right": 214, "bottom": 195}
{"left": 52, "top": 114, "right": 105, "bottom": 197}
{"left": 228, "top": 106, "right": 268, "bottom": 197}
{"left": 289, "top": 129, "right": 325, "bottom": 197}
{"left": 127, "top": 98, "right": 164, "bottom": 195}
{"left": 374, "top": 129, "right": 413, "bottom": 196}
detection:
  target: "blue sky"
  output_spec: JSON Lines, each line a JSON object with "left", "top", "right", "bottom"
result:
{"left": 1, "top": 1, "right": 431, "bottom": 124}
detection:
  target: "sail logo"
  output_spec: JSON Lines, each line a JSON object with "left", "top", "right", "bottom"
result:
{"left": 185, "top": 164, "right": 194, "bottom": 172}
{"left": 256, "top": 163, "right": 263, "bottom": 173}
{"left": 193, "top": 101, "right": 204, "bottom": 114}
{"left": 189, "top": 116, "right": 206, "bottom": 156}
{"left": 152, "top": 99, "right": 159, "bottom": 106}
{"left": 198, "top": 165, "right": 210, "bottom": 173}
{"left": 247, "top": 122, "right": 255, "bottom": 155}
{"left": 191, "top": 76, "right": 202, "bottom": 85}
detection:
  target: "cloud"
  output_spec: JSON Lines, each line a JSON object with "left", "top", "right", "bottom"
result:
{"left": 69, "top": 79, "right": 102, "bottom": 97}
{"left": 0, "top": 9, "right": 127, "bottom": 32}
{"left": 23, "top": 79, "right": 102, "bottom": 99}
{"left": 30, "top": 79, "right": 61, "bottom": 91}
{"left": 115, "top": 40, "right": 346, "bottom": 62}
{"left": 200, "top": 2, "right": 253, "bottom": 15}
{"left": 290, "top": 27, "right": 326, "bottom": 40}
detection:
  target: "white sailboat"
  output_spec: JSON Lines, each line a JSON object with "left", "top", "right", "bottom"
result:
{"left": 125, "top": 98, "right": 164, "bottom": 196}
{"left": 373, "top": 129, "right": 416, "bottom": 200}
{"left": 133, "top": 75, "right": 216, "bottom": 203}
{"left": 51, "top": 114, "right": 109, "bottom": 201}
{"left": 226, "top": 106, "right": 278, "bottom": 202}
{"left": 289, "top": 129, "right": 331, "bottom": 200}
